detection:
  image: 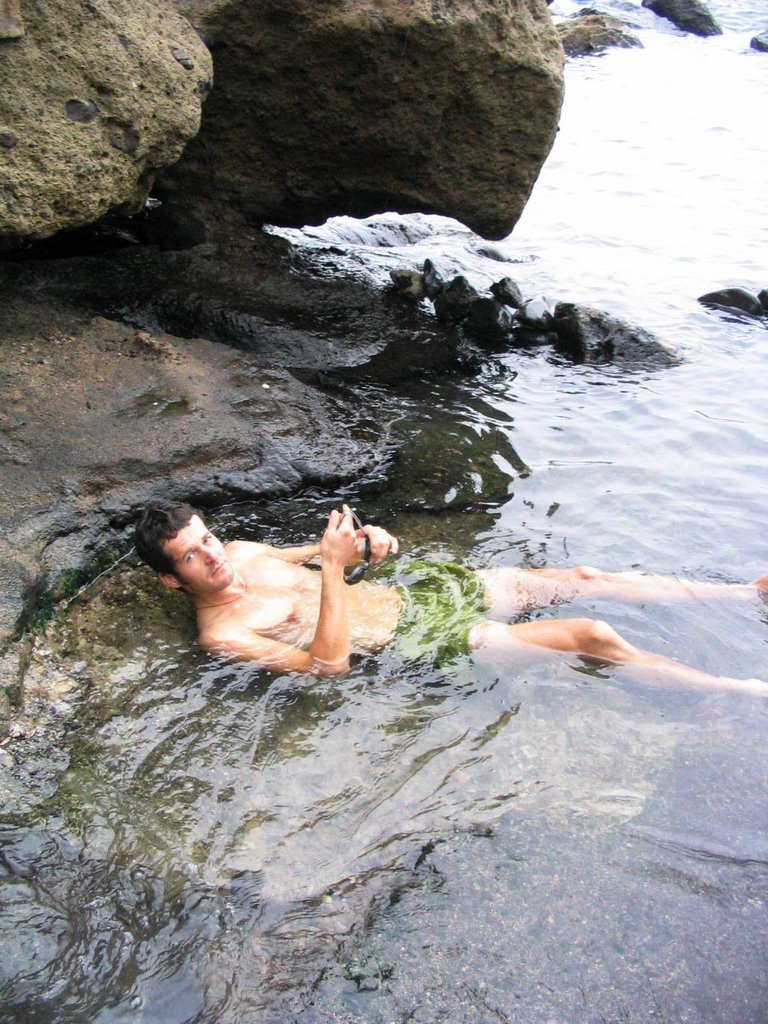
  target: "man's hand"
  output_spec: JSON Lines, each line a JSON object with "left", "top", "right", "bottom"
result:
{"left": 320, "top": 506, "right": 362, "bottom": 568}
{"left": 358, "top": 522, "right": 399, "bottom": 563}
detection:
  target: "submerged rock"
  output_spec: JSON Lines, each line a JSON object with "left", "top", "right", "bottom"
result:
{"left": 160, "top": 0, "right": 564, "bottom": 240}
{"left": 552, "top": 303, "right": 680, "bottom": 366}
{"left": 0, "top": 0, "right": 212, "bottom": 240}
{"left": 641, "top": 0, "right": 722, "bottom": 37}
{"left": 557, "top": 11, "right": 642, "bottom": 57}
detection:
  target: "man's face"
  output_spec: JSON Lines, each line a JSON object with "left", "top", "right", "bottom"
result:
{"left": 159, "top": 515, "right": 235, "bottom": 594}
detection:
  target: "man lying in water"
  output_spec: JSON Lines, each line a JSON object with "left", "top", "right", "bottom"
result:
{"left": 134, "top": 500, "right": 768, "bottom": 695}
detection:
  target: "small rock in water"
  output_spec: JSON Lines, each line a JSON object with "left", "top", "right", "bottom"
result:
{"left": 463, "top": 297, "right": 516, "bottom": 345}
{"left": 557, "top": 12, "right": 642, "bottom": 57}
{"left": 422, "top": 259, "right": 446, "bottom": 300}
{"left": 553, "top": 302, "right": 680, "bottom": 366}
{"left": 697, "top": 287, "right": 763, "bottom": 317}
{"left": 751, "top": 33, "right": 768, "bottom": 53}
{"left": 758, "top": 289, "right": 768, "bottom": 312}
{"left": 641, "top": 0, "right": 722, "bottom": 37}
{"left": 490, "top": 277, "right": 523, "bottom": 309}
{"left": 433, "top": 276, "right": 480, "bottom": 325}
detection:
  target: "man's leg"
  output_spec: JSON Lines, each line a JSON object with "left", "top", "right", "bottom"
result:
{"left": 477, "top": 565, "right": 762, "bottom": 618}
{"left": 469, "top": 618, "right": 768, "bottom": 697}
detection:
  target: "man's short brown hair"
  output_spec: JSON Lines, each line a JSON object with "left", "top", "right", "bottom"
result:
{"left": 134, "top": 500, "right": 199, "bottom": 574}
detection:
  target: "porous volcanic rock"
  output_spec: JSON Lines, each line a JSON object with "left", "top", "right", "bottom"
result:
{"left": 0, "top": 0, "right": 212, "bottom": 240}
{"left": 160, "top": 0, "right": 564, "bottom": 240}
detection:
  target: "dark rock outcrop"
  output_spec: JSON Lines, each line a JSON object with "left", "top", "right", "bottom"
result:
{"left": 0, "top": 0, "right": 212, "bottom": 240}
{"left": 641, "top": 0, "right": 722, "bottom": 37}
{"left": 557, "top": 11, "right": 642, "bottom": 57}
{"left": 698, "top": 287, "right": 765, "bottom": 318}
{"left": 160, "top": 0, "right": 564, "bottom": 240}
{"left": 750, "top": 33, "right": 768, "bottom": 53}
{"left": 552, "top": 302, "right": 680, "bottom": 366}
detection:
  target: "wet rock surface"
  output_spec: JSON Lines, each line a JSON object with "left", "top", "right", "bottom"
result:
{"left": 641, "top": 0, "right": 722, "bottom": 37}
{"left": 557, "top": 10, "right": 643, "bottom": 57}
{"left": 0, "top": 0, "right": 212, "bottom": 240}
{"left": 698, "top": 286, "right": 768, "bottom": 321}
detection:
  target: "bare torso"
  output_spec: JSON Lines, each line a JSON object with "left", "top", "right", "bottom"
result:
{"left": 196, "top": 542, "right": 402, "bottom": 655}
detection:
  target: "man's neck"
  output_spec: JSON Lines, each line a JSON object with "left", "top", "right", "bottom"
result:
{"left": 193, "top": 569, "right": 249, "bottom": 609}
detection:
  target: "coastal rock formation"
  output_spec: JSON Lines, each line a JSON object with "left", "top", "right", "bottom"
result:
{"left": 0, "top": 0, "right": 212, "bottom": 240}
{"left": 160, "top": 0, "right": 564, "bottom": 240}
{"left": 641, "top": 0, "right": 722, "bottom": 38}
{"left": 557, "top": 11, "right": 642, "bottom": 58}
{"left": 552, "top": 302, "right": 680, "bottom": 366}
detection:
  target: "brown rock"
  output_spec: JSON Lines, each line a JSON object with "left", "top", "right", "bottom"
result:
{"left": 161, "top": 0, "right": 564, "bottom": 240}
{"left": 557, "top": 11, "right": 642, "bottom": 58}
{"left": 0, "top": 0, "right": 212, "bottom": 240}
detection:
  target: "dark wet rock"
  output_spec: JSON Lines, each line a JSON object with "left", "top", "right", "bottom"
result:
{"left": 389, "top": 269, "right": 426, "bottom": 301}
{"left": 160, "top": 0, "right": 564, "bottom": 241}
{"left": 697, "top": 287, "right": 763, "bottom": 317}
{"left": 553, "top": 302, "right": 680, "bottom": 366}
{"left": 491, "top": 277, "right": 524, "bottom": 309}
{"left": 463, "top": 298, "right": 516, "bottom": 345}
{"left": 751, "top": 33, "right": 768, "bottom": 53}
{"left": 0, "top": 0, "right": 212, "bottom": 240}
{"left": 423, "top": 259, "right": 446, "bottom": 301}
{"left": 518, "top": 296, "right": 556, "bottom": 327}
{"left": 433, "top": 277, "right": 481, "bottom": 325}
{"left": 759, "top": 289, "right": 768, "bottom": 312}
{"left": 557, "top": 11, "right": 643, "bottom": 57}
{"left": 641, "top": 0, "right": 722, "bottom": 37}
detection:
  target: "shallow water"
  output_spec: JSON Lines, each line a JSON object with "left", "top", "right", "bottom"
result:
{"left": 3, "top": 3, "right": 768, "bottom": 1022}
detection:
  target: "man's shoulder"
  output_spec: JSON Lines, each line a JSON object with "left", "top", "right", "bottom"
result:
{"left": 224, "top": 539, "right": 273, "bottom": 559}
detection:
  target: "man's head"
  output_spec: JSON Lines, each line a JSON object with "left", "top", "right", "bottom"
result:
{"left": 134, "top": 500, "right": 235, "bottom": 596}
{"left": 134, "top": 500, "right": 198, "bottom": 575}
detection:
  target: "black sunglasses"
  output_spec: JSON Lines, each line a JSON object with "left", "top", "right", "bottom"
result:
{"left": 344, "top": 508, "right": 370, "bottom": 586}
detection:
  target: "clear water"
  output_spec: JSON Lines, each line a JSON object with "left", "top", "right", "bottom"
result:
{"left": 3, "top": 4, "right": 768, "bottom": 1022}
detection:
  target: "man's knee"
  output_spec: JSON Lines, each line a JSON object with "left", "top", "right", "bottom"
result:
{"left": 574, "top": 618, "right": 635, "bottom": 660}
{"left": 573, "top": 565, "right": 601, "bottom": 580}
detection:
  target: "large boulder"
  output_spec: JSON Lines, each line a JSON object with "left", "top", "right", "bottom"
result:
{"left": 160, "top": 0, "right": 564, "bottom": 240}
{"left": 0, "top": 0, "right": 212, "bottom": 240}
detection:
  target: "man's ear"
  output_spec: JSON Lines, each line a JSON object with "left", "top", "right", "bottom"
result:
{"left": 158, "top": 571, "right": 183, "bottom": 590}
